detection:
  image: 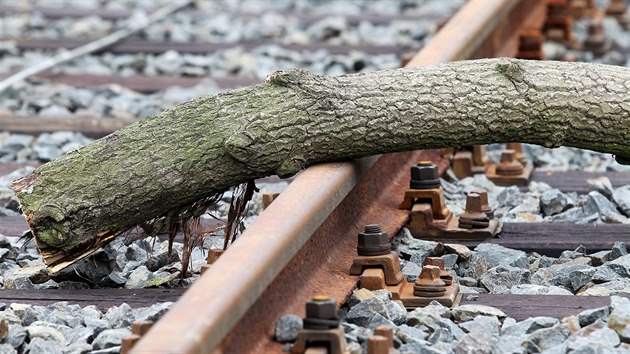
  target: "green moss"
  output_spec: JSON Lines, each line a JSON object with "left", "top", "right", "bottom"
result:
{"left": 37, "top": 227, "right": 67, "bottom": 248}
{"left": 146, "top": 272, "right": 180, "bottom": 287}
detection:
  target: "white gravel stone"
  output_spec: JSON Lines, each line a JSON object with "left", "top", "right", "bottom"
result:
{"left": 24, "top": 337, "right": 64, "bottom": 354}
{"left": 608, "top": 296, "right": 630, "bottom": 342}
{"left": 607, "top": 254, "right": 630, "bottom": 277}
{"left": 474, "top": 243, "right": 528, "bottom": 269}
{"left": 502, "top": 316, "right": 559, "bottom": 336}
{"left": 509, "top": 284, "right": 573, "bottom": 296}
{"left": 26, "top": 324, "right": 66, "bottom": 344}
{"left": 581, "top": 279, "right": 630, "bottom": 296}
{"left": 613, "top": 186, "right": 630, "bottom": 217}
{"left": 124, "top": 265, "right": 154, "bottom": 289}
{"left": 480, "top": 266, "right": 530, "bottom": 293}
{"left": 585, "top": 191, "right": 624, "bottom": 221}
{"left": 0, "top": 343, "right": 17, "bottom": 354}
{"left": 92, "top": 328, "right": 131, "bottom": 350}
{"left": 274, "top": 314, "right": 302, "bottom": 342}
{"left": 540, "top": 189, "right": 574, "bottom": 216}
{"left": 578, "top": 306, "right": 611, "bottom": 327}
{"left": 451, "top": 305, "right": 506, "bottom": 322}
{"left": 104, "top": 303, "right": 133, "bottom": 329}
{"left": 588, "top": 176, "right": 615, "bottom": 198}
{"left": 528, "top": 323, "right": 571, "bottom": 351}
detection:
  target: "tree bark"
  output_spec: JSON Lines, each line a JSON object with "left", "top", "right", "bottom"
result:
{"left": 12, "top": 58, "right": 630, "bottom": 272}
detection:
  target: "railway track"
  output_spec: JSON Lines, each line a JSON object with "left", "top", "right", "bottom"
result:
{"left": 126, "top": 0, "right": 627, "bottom": 353}
{"left": 1, "top": 0, "right": 630, "bottom": 353}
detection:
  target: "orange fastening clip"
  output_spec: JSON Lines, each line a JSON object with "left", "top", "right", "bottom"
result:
{"left": 350, "top": 225, "right": 461, "bottom": 309}
{"left": 400, "top": 162, "right": 499, "bottom": 241}
{"left": 368, "top": 326, "right": 400, "bottom": 354}
{"left": 350, "top": 224, "right": 405, "bottom": 287}
{"left": 121, "top": 321, "right": 154, "bottom": 354}
{"left": 451, "top": 145, "right": 489, "bottom": 179}
{"left": 516, "top": 29, "right": 545, "bottom": 61}
{"left": 583, "top": 19, "right": 611, "bottom": 56}
{"left": 544, "top": 0, "right": 575, "bottom": 43}
{"left": 485, "top": 148, "right": 533, "bottom": 186}
{"left": 606, "top": 0, "right": 629, "bottom": 29}
{"left": 568, "top": 0, "right": 598, "bottom": 19}
{"left": 291, "top": 297, "right": 346, "bottom": 354}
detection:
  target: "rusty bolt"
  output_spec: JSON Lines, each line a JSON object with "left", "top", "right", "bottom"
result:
{"left": 607, "top": 0, "right": 629, "bottom": 29}
{"left": 584, "top": 19, "right": 609, "bottom": 56}
{"left": 410, "top": 161, "right": 440, "bottom": 190}
{"left": 496, "top": 150, "right": 524, "bottom": 176}
{"left": 131, "top": 321, "right": 153, "bottom": 336}
{"left": 569, "top": 0, "right": 595, "bottom": 18}
{"left": 547, "top": 0, "right": 569, "bottom": 19}
{"left": 367, "top": 335, "right": 391, "bottom": 354}
{"left": 517, "top": 30, "right": 544, "bottom": 60}
{"left": 0, "top": 320, "right": 7, "bottom": 342}
{"left": 519, "top": 30, "right": 543, "bottom": 49}
{"left": 506, "top": 143, "right": 527, "bottom": 164}
{"left": 121, "top": 334, "right": 142, "bottom": 354}
{"left": 413, "top": 265, "right": 446, "bottom": 297}
{"left": 303, "top": 295, "right": 339, "bottom": 330}
{"left": 441, "top": 147, "right": 455, "bottom": 158}
{"left": 519, "top": 29, "right": 543, "bottom": 46}
{"left": 424, "top": 257, "right": 453, "bottom": 286}
{"left": 587, "top": 20, "right": 604, "bottom": 36}
{"left": 607, "top": 0, "right": 627, "bottom": 16}
{"left": 459, "top": 193, "right": 490, "bottom": 229}
{"left": 475, "top": 190, "right": 494, "bottom": 219}
{"left": 120, "top": 321, "right": 153, "bottom": 354}
{"left": 373, "top": 326, "right": 394, "bottom": 345}
{"left": 357, "top": 224, "right": 391, "bottom": 256}
{"left": 472, "top": 145, "right": 488, "bottom": 167}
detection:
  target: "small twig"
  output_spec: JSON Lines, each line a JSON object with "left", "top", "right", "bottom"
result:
{"left": 0, "top": 0, "right": 193, "bottom": 94}
{"left": 223, "top": 180, "right": 257, "bottom": 250}
{"left": 180, "top": 218, "right": 206, "bottom": 278}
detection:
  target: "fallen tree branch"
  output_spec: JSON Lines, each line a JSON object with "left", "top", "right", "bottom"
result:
{"left": 12, "top": 58, "right": 630, "bottom": 272}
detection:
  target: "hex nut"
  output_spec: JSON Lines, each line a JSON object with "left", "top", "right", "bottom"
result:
{"left": 357, "top": 224, "right": 390, "bottom": 256}
{"left": 410, "top": 161, "right": 440, "bottom": 189}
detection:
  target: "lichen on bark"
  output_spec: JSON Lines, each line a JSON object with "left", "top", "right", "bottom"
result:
{"left": 12, "top": 58, "right": 630, "bottom": 272}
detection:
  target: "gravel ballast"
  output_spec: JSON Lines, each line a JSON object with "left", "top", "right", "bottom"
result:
{"left": 276, "top": 292, "right": 630, "bottom": 354}
{"left": 0, "top": 301, "right": 172, "bottom": 354}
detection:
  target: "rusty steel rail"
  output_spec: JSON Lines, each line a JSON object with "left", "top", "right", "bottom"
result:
{"left": 130, "top": 0, "right": 547, "bottom": 353}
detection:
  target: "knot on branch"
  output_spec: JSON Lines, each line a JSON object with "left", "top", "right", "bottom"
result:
{"left": 266, "top": 69, "right": 305, "bottom": 86}
{"left": 265, "top": 68, "right": 323, "bottom": 90}
{"left": 495, "top": 58, "right": 524, "bottom": 83}
{"left": 225, "top": 131, "right": 254, "bottom": 165}
{"left": 225, "top": 131, "right": 306, "bottom": 177}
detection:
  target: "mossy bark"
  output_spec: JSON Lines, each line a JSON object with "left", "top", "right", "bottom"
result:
{"left": 12, "top": 58, "right": 630, "bottom": 272}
